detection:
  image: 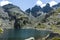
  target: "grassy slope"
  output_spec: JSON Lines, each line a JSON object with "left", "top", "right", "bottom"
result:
{"left": 35, "top": 8, "right": 60, "bottom": 34}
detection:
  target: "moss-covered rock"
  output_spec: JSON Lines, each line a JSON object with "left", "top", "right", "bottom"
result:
{"left": 0, "top": 28, "right": 3, "bottom": 33}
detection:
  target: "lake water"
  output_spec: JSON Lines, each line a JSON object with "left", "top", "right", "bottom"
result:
{"left": 0, "top": 29, "right": 51, "bottom": 40}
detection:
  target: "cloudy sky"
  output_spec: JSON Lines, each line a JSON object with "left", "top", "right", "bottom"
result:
{"left": 0, "top": 0, "right": 60, "bottom": 11}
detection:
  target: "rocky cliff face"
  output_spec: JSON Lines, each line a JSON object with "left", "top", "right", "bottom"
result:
{"left": 0, "top": 4, "right": 30, "bottom": 29}
{"left": 0, "top": 6, "right": 12, "bottom": 29}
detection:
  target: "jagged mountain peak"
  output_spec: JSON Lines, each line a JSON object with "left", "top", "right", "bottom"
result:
{"left": 42, "top": 3, "right": 53, "bottom": 13}
{"left": 25, "top": 3, "right": 53, "bottom": 17}
{"left": 31, "top": 5, "right": 42, "bottom": 11}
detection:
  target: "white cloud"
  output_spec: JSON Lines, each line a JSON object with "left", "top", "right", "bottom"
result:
{"left": 49, "top": 1, "right": 57, "bottom": 7}
{"left": 41, "top": 4, "right": 46, "bottom": 8}
{"left": 36, "top": 0, "right": 43, "bottom": 6}
{"left": 0, "top": 0, "right": 11, "bottom": 6}
{"left": 36, "top": 0, "right": 58, "bottom": 8}
{"left": 36, "top": 0, "right": 46, "bottom": 8}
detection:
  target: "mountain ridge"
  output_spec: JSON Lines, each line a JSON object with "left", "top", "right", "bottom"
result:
{"left": 25, "top": 2, "right": 60, "bottom": 17}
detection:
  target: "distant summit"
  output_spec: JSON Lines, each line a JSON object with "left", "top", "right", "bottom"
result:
{"left": 26, "top": 2, "right": 60, "bottom": 17}
{"left": 26, "top": 5, "right": 42, "bottom": 17}
{"left": 25, "top": 3, "right": 53, "bottom": 17}
{"left": 42, "top": 3, "right": 53, "bottom": 13}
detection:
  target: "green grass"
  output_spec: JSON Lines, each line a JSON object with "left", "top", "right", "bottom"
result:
{"left": 52, "top": 37, "right": 60, "bottom": 40}
{"left": 51, "top": 24, "right": 60, "bottom": 34}
{"left": 36, "top": 23, "right": 46, "bottom": 29}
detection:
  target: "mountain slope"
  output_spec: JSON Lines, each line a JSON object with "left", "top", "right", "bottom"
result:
{"left": 52, "top": 3, "right": 60, "bottom": 9}
{"left": 0, "top": 6, "right": 12, "bottom": 29}
{"left": 0, "top": 4, "right": 30, "bottom": 29}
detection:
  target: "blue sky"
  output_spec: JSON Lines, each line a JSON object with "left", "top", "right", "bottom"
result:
{"left": 0, "top": 0, "right": 60, "bottom": 11}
